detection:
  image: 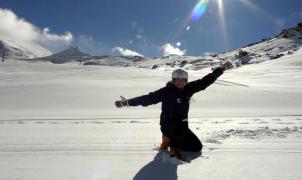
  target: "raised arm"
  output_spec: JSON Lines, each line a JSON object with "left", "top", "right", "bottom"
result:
{"left": 184, "top": 61, "right": 232, "bottom": 96}
{"left": 184, "top": 67, "right": 223, "bottom": 96}
{"left": 115, "top": 87, "right": 166, "bottom": 108}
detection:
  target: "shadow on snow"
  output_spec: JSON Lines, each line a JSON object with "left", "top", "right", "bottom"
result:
{"left": 133, "top": 151, "right": 201, "bottom": 180}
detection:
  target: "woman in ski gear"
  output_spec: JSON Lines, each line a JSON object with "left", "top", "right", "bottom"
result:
{"left": 115, "top": 61, "right": 232, "bottom": 158}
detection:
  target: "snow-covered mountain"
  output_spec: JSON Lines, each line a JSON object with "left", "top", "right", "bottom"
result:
{"left": 35, "top": 46, "right": 145, "bottom": 65}
{"left": 5, "top": 22, "right": 302, "bottom": 70}
{"left": 83, "top": 55, "right": 145, "bottom": 67}
{"left": 36, "top": 46, "right": 94, "bottom": 64}
{"left": 135, "top": 22, "right": 302, "bottom": 70}
{"left": 73, "top": 22, "right": 302, "bottom": 69}
{"left": 0, "top": 39, "right": 51, "bottom": 59}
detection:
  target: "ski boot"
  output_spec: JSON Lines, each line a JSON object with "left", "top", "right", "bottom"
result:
{"left": 160, "top": 135, "right": 169, "bottom": 151}
{"left": 169, "top": 147, "right": 185, "bottom": 161}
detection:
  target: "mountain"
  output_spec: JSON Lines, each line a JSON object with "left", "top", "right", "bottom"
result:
{"left": 36, "top": 46, "right": 146, "bottom": 66}
{"left": 83, "top": 55, "right": 145, "bottom": 67}
{"left": 135, "top": 22, "right": 302, "bottom": 70}
{"left": 3, "top": 22, "right": 302, "bottom": 69}
{"left": 0, "top": 40, "right": 28, "bottom": 60}
{"left": 73, "top": 23, "right": 302, "bottom": 69}
{"left": 0, "top": 39, "right": 51, "bottom": 60}
{"left": 36, "top": 46, "right": 94, "bottom": 64}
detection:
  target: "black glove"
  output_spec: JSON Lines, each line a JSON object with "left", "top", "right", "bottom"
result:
{"left": 115, "top": 96, "right": 129, "bottom": 108}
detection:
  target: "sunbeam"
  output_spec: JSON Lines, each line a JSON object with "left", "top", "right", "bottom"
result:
{"left": 217, "top": 0, "right": 229, "bottom": 50}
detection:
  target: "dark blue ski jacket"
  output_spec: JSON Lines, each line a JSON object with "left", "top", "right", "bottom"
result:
{"left": 128, "top": 67, "right": 224, "bottom": 132}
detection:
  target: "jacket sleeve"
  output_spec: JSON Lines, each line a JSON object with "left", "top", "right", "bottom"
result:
{"left": 127, "top": 87, "right": 166, "bottom": 107}
{"left": 185, "top": 67, "right": 224, "bottom": 96}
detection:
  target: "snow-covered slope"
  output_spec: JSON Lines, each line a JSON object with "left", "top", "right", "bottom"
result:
{"left": 0, "top": 52, "right": 302, "bottom": 179}
{"left": 0, "top": 38, "right": 51, "bottom": 59}
{"left": 83, "top": 55, "right": 145, "bottom": 67}
{"left": 136, "top": 23, "right": 302, "bottom": 70}
{"left": 1, "top": 22, "right": 302, "bottom": 180}
{"left": 218, "top": 23, "right": 302, "bottom": 64}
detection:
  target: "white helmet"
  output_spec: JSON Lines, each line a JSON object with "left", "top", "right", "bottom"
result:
{"left": 172, "top": 69, "right": 188, "bottom": 81}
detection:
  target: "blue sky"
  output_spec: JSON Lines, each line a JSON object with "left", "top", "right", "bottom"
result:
{"left": 0, "top": 0, "right": 301, "bottom": 57}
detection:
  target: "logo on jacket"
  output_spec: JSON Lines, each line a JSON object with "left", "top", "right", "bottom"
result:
{"left": 177, "top": 98, "right": 182, "bottom": 103}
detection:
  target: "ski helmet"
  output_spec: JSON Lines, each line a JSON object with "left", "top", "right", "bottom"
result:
{"left": 172, "top": 69, "right": 188, "bottom": 82}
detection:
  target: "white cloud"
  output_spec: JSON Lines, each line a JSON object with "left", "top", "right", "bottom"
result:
{"left": 41, "top": 27, "right": 73, "bottom": 43}
{"left": 203, "top": 51, "right": 216, "bottom": 56}
{"left": 0, "top": 8, "right": 73, "bottom": 52}
{"left": 112, "top": 47, "right": 144, "bottom": 57}
{"left": 162, "top": 43, "right": 186, "bottom": 56}
{"left": 76, "top": 35, "right": 111, "bottom": 55}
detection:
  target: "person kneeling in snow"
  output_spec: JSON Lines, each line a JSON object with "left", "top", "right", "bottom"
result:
{"left": 115, "top": 61, "right": 232, "bottom": 160}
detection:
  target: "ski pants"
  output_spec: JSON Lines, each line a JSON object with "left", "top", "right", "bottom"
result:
{"left": 160, "top": 123, "right": 203, "bottom": 152}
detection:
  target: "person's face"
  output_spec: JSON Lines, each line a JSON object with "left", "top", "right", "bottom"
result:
{"left": 174, "top": 78, "right": 187, "bottom": 89}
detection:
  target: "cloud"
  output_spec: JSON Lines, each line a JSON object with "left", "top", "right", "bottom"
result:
{"left": 76, "top": 35, "right": 111, "bottom": 55}
{"left": 0, "top": 8, "right": 73, "bottom": 52}
{"left": 40, "top": 27, "right": 73, "bottom": 43}
{"left": 203, "top": 51, "right": 216, "bottom": 56}
{"left": 162, "top": 43, "right": 186, "bottom": 56}
{"left": 112, "top": 47, "right": 144, "bottom": 57}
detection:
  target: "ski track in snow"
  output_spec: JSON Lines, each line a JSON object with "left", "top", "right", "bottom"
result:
{"left": 1, "top": 116, "right": 302, "bottom": 153}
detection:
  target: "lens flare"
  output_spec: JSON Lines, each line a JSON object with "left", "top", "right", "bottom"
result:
{"left": 186, "top": 25, "right": 191, "bottom": 31}
{"left": 191, "top": 0, "right": 210, "bottom": 22}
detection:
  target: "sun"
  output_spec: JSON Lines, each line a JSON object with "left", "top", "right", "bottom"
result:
{"left": 188, "top": 0, "right": 229, "bottom": 49}
{"left": 217, "top": 0, "right": 223, "bottom": 7}
{"left": 169, "top": 0, "right": 277, "bottom": 52}
{"left": 168, "top": 0, "right": 229, "bottom": 49}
